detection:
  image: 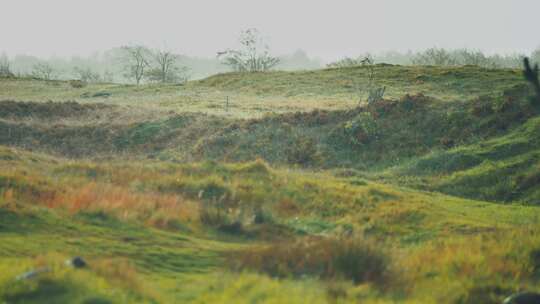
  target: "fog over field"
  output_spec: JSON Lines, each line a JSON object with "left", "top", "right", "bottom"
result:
{"left": 2, "top": 0, "right": 539, "bottom": 60}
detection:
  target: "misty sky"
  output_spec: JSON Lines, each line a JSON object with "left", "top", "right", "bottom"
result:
{"left": 1, "top": 0, "right": 539, "bottom": 61}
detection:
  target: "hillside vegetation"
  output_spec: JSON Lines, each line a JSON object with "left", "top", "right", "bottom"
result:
{"left": 0, "top": 65, "right": 525, "bottom": 117}
{"left": 1, "top": 64, "right": 540, "bottom": 303}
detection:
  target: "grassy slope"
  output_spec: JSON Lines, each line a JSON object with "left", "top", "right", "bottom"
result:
{"left": 1, "top": 70, "right": 537, "bottom": 206}
{"left": 1, "top": 64, "right": 540, "bottom": 303}
{"left": 0, "top": 65, "right": 525, "bottom": 117}
{"left": 196, "top": 65, "right": 523, "bottom": 101}
{"left": 381, "top": 115, "right": 540, "bottom": 204}
{"left": 2, "top": 146, "right": 540, "bottom": 303}
{"left": 0, "top": 147, "right": 337, "bottom": 303}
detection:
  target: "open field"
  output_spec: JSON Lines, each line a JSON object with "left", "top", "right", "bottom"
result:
{"left": 0, "top": 65, "right": 525, "bottom": 118}
{"left": 1, "top": 64, "right": 540, "bottom": 303}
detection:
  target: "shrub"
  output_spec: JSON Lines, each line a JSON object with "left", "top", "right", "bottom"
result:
{"left": 286, "top": 136, "right": 320, "bottom": 165}
{"left": 160, "top": 176, "right": 232, "bottom": 203}
{"left": 367, "top": 86, "right": 386, "bottom": 104}
{"left": 326, "top": 56, "right": 366, "bottom": 68}
{"left": 342, "top": 112, "right": 378, "bottom": 145}
{"left": 199, "top": 206, "right": 230, "bottom": 227}
{"left": 69, "top": 80, "right": 85, "bottom": 88}
{"left": 91, "top": 258, "right": 143, "bottom": 293}
{"left": 399, "top": 93, "right": 431, "bottom": 111}
{"left": 230, "top": 237, "right": 392, "bottom": 286}
{"left": 471, "top": 96, "right": 495, "bottom": 117}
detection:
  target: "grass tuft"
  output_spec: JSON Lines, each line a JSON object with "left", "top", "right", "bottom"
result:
{"left": 230, "top": 236, "right": 393, "bottom": 286}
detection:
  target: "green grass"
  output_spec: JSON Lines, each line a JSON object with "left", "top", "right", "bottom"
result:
{"left": 385, "top": 116, "right": 540, "bottom": 204}
{"left": 0, "top": 65, "right": 526, "bottom": 118}
{"left": 1, "top": 64, "right": 540, "bottom": 303}
{"left": 1, "top": 145, "right": 540, "bottom": 302}
{"left": 197, "top": 65, "right": 524, "bottom": 101}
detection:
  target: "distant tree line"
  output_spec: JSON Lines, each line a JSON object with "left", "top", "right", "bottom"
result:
{"left": 118, "top": 45, "right": 190, "bottom": 85}
{"left": 0, "top": 28, "right": 325, "bottom": 83}
{"left": 0, "top": 28, "right": 287, "bottom": 84}
{"left": 328, "top": 47, "right": 540, "bottom": 69}
{"left": 0, "top": 47, "right": 192, "bottom": 85}
{"left": 4, "top": 31, "right": 539, "bottom": 84}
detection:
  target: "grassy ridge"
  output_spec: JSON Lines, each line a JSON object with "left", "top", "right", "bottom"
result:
{"left": 196, "top": 65, "right": 524, "bottom": 100}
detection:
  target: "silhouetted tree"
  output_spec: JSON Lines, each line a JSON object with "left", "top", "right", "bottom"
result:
{"left": 218, "top": 28, "right": 279, "bottom": 72}
{"left": 121, "top": 45, "right": 150, "bottom": 85}
{"left": 146, "top": 49, "right": 190, "bottom": 83}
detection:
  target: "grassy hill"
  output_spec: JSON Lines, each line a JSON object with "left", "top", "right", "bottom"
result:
{"left": 383, "top": 116, "right": 540, "bottom": 204}
{"left": 1, "top": 64, "right": 540, "bottom": 303}
{"left": 0, "top": 65, "right": 526, "bottom": 118}
{"left": 196, "top": 65, "right": 524, "bottom": 101}
{"left": 2, "top": 146, "right": 540, "bottom": 303}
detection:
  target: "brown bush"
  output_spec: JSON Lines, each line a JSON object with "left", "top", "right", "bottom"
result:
{"left": 275, "top": 199, "right": 300, "bottom": 216}
{"left": 368, "top": 99, "right": 397, "bottom": 118}
{"left": 69, "top": 79, "right": 85, "bottom": 88}
{"left": 229, "top": 236, "right": 392, "bottom": 286}
{"left": 399, "top": 93, "right": 431, "bottom": 111}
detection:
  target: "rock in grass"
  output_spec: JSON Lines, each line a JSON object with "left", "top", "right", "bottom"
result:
{"left": 503, "top": 292, "right": 540, "bottom": 304}
{"left": 15, "top": 267, "right": 50, "bottom": 281}
{"left": 66, "top": 256, "right": 87, "bottom": 268}
{"left": 80, "top": 91, "right": 111, "bottom": 98}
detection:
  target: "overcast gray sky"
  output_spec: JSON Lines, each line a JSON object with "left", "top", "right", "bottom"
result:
{"left": 1, "top": 0, "right": 539, "bottom": 61}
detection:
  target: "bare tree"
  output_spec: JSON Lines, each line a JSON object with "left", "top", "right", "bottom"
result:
{"left": 73, "top": 67, "right": 101, "bottom": 83}
{"left": 359, "top": 56, "right": 385, "bottom": 104}
{"left": 531, "top": 48, "right": 540, "bottom": 65}
{"left": 153, "top": 49, "right": 177, "bottom": 83}
{"left": 121, "top": 45, "right": 150, "bottom": 85}
{"left": 455, "top": 49, "right": 492, "bottom": 67}
{"left": 0, "top": 53, "right": 14, "bottom": 77}
{"left": 146, "top": 49, "right": 190, "bottom": 83}
{"left": 218, "top": 28, "right": 279, "bottom": 72}
{"left": 102, "top": 70, "right": 115, "bottom": 83}
{"left": 412, "top": 48, "right": 456, "bottom": 66}
{"left": 32, "top": 62, "right": 56, "bottom": 80}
